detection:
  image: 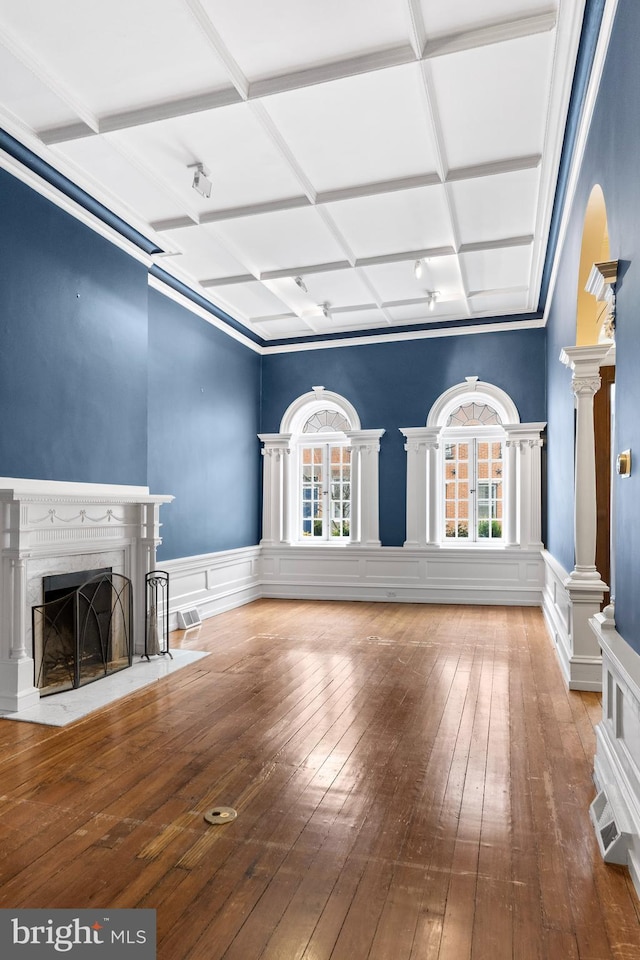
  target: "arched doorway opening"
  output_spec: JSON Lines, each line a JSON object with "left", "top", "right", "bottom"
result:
{"left": 577, "top": 185, "right": 615, "bottom": 604}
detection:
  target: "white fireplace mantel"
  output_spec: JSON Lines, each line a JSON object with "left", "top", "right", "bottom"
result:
{"left": 0, "top": 478, "right": 173, "bottom": 714}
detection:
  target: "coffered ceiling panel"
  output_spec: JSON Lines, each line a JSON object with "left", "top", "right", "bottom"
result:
{"left": 111, "top": 104, "right": 308, "bottom": 214}
{"left": 325, "top": 184, "right": 454, "bottom": 259}
{"left": 449, "top": 168, "right": 540, "bottom": 246}
{"left": 161, "top": 224, "right": 250, "bottom": 279}
{"left": 462, "top": 245, "right": 533, "bottom": 294}
{"left": 0, "top": 0, "right": 588, "bottom": 344}
{"left": 198, "top": 0, "right": 411, "bottom": 81}
{"left": 212, "top": 206, "right": 347, "bottom": 275}
{"left": 0, "top": 44, "right": 77, "bottom": 131}
{"left": 362, "top": 257, "right": 465, "bottom": 305}
{"left": 430, "top": 32, "right": 554, "bottom": 170}
{"left": 261, "top": 64, "right": 440, "bottom": 193}
{"left": 0, "top": 0, "right": 231, "bottom": 117}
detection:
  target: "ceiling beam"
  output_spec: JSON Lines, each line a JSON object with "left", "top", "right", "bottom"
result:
{"left": 150, "top": 156, "right": 540, "bottom": 233}
{"left": 199, "top": 236, "right": 531, "bottom": 289}
{"left": 34, "top": 11, "right": 558, "bottom": 145}
{"left": 40, "top": 88, "right": 243, "bottom": 144}
{"left": 423, "top": 10, "right": 557, "bottom": 60}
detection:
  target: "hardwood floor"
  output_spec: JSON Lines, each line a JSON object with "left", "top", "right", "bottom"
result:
{"left": 1, "top": 600, "right": 639, "bottom": 959}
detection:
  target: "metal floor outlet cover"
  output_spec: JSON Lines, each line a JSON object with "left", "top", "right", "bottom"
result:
{"left": 204, "top": 806, "right": 237, "bottom": 825}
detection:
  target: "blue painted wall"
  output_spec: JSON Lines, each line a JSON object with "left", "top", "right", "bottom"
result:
{"left": 0, "top": 168, "right": 149, "bottom": 485}
{"left": 262, "top": 328, "right": 546, "bottom": 547}
{"left": 0, "top": 166, "right": 262, "bottom": 561}
{"left": 546, "top": 0, "right": 640, "bottom": 650}
{"left": 147, "top": 290, "right": 261, "bottom": 560}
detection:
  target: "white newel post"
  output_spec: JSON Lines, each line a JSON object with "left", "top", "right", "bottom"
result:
{"left": 560, "top": 346, "right": 611, "bottom": 679}
{"left": 258, "top": 434, "right": 291, "bottom": 545}
{"left": 347, "top": 430, "right": 385, "bottom": 547}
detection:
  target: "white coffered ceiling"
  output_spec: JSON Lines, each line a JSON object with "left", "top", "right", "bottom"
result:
{"left": 0, "top": 0, "right": 588, "bottom": 344}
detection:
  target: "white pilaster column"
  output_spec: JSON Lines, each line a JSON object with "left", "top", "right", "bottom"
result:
{"left": 258, "top": 434, "right": 291, "bottom": 546}
{"left": 11, "top": 557, "right": 27, "bottom": 660}
{"left": 503, "top": 423, "right": 546, "bottom": 549}
{"left": 400, "top": 427, "right": 440, "bottom": 547}
{"left": 349, "top": 444, "right": 362, "bottom": 544}
{"left": 426, "top": 439, "right": 440, "bottom": 545}
{"left": 504, "top": 439, "right": 519, "bottom": 546}
{"left": 346, "top": 430, "right": 385, "bottom": 547}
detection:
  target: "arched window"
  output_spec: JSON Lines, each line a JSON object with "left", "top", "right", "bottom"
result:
{"left": 441, "top": 401, "right": 505, "bottom": 542}
{"left": 259, "top": 387, "right": 385, "bottom": 546}
{"left": 401, "top": 378, "right": 545, "bottom": 550}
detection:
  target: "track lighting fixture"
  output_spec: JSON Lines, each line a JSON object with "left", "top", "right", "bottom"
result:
{"left": 189, "top": 162, "right": 212, "bottom": 199}
{"left": 320, "top": 302, "right": 332, "bottom": 320}
{"left": 414, "top": 259, "right": 424, "bottom": 280}
{"left": 426, "top": 290, "right": 440, "bottom": 312}
{"left": 294, "top": 276, "right": 308, "bottom": 293}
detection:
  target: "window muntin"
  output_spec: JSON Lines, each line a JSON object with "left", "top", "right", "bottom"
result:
{"left": 444, "top": 436, "right": 503, "bottom": 542}
{"left": 300, "top": 442, "right": 351, "bottom": 539}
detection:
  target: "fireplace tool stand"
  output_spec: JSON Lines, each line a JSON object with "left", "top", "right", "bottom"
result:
{"left": 144, "top": 570, "right": 172, "bottom": 660}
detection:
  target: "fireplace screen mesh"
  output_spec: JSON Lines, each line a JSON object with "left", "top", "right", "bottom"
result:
{"left": 32, "top": 572, "right": 133, "bottom": 696}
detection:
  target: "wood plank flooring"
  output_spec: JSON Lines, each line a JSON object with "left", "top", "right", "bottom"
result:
{"left": 1, "top": 599, "right": 639, "bottom": 959}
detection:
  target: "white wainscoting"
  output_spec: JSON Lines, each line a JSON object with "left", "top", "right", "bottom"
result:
{"left": 590, "top": 613, "right": 640, "bottom": 899}
{"left": 162, "top": 546, "right": 261, "bottom": 631}
{"left": 260, "top": 545, "right": 543, "bottom": 605}
{"left": 542, "top": 549, "right": 604, "bottom": 690}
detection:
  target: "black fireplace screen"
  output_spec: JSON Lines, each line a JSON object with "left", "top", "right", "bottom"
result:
{"left": 32, "top": 572, "right": 133, "bottom": 696}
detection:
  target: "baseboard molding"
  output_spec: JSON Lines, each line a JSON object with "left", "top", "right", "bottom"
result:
{"left": 260, "top": 544, "right": 543, "bottom": 606}
{"left": 541, "top": 549, "right": 604, "bottom": 690}
{"left": 590, "top": 613, "right": 640, "bottom": 899}
{"left": 162, "top": 546, "right": 261, "bottom": 631}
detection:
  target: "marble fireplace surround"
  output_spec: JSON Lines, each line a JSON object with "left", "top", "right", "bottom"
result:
{"left": 0, "top": 478, "right": 173, "bottom": 714}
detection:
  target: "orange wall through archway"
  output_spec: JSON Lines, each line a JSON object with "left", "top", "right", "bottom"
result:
{"left": 576, "top": 185, "right": 610, "bottom": 345}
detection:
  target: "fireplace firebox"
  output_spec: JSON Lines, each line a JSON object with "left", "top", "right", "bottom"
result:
{"left": 32, "top": 570, "right": 133, "bottom": 696}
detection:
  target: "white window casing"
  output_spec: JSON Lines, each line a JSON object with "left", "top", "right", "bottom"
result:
{"left": 401, "top": 378, "right": 545, "bottom": 550}
{"left": 259, "top": 387, "right": 384, "bottom": 547}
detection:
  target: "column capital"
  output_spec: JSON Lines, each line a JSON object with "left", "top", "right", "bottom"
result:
{"left": 560, "top": 344, "right": 613, "bottom": 381}
{"left": 258, "top": 434, "right": 291, "bottom": 459}
{"left": 346, "top": 429, "right": 385, "bottom": 452}
{"left": 503, "top": 422, "right": 546, "bottom": 442}
{"left": 399, "top": 426, "right": 440, "bottom": 452}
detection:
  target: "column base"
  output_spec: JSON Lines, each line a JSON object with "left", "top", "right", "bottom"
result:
{"left": 0, "top": 657, "right": 40, "bottom": 713}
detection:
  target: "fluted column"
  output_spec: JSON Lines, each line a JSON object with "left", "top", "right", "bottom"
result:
{"left": 346, "top": 430, "right": 385, "bottom": 546}
{"left": 258, "top": 434, "right": 291, "bottom": 545}
{"left": 10, "top": 557, "right": 27, "bottom": 660}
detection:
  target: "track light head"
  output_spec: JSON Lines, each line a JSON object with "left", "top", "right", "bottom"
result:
{"left": 414, "top": 259, "right": 424, "bottom": 280}
{"left": 189, "top": 162, "right": 212, "bottom": 199}
{"left": 294, "top": 276, "right": 308, "bottom": 293}
{"left": 426, "top": 290, "right": 440, "bottom": 312}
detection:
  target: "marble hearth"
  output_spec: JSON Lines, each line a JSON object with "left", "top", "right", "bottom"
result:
{"left": 0, "top": 478, "right": 173, "bottom": 713}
